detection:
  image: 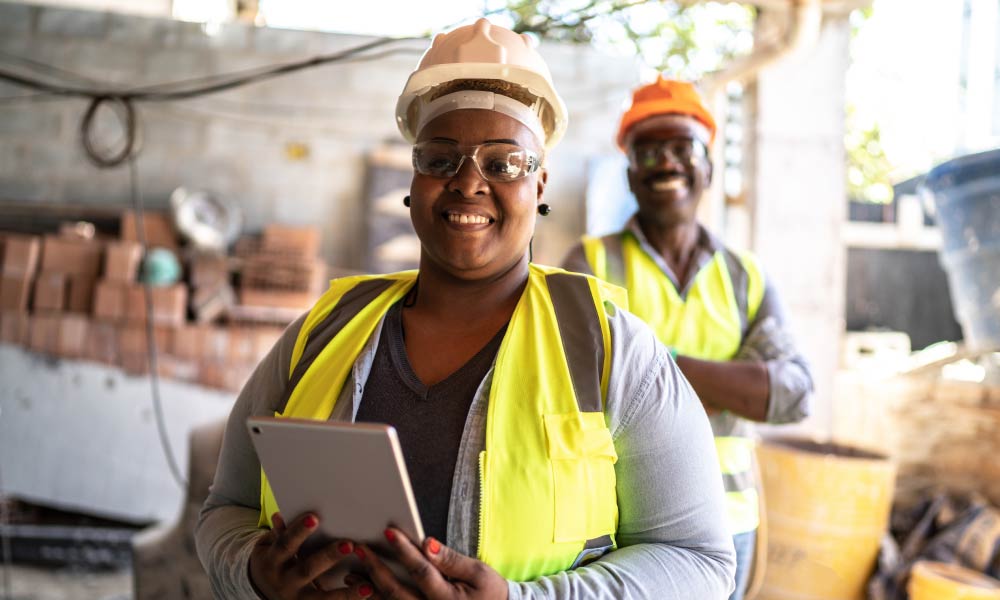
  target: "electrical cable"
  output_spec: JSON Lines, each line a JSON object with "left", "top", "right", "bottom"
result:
{"left": 0, "top": 49, "right": 109, "bottom": 86}
{"left": 0, "top": 35, "right": 420, "bottom": 169}
{"left": 0, "top": 406, "right": 14, "bottom": 600}
{"left": 128, "top": 155, "right": 188, "bottom": 489}
{"left": 0, "top": 36, "right": 417, "bottom": 102}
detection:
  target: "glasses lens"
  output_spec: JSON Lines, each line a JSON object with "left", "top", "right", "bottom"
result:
{"left": 630, "top": 138, "right": 705, "bottom": 167}
{"left": 413, "top": 142, "right": 541, "bottom": 182}
{"left": 413, "top": 142, "right": 463, "bottom": 177}
{"left": 476, "top": 144, "right": 538, "bottom": 182}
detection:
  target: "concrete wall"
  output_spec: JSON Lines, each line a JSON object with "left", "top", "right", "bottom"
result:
{"left": 0, "top": 345, "right": 233, "bottom": 523}
{"left": 0, "top": 1, "right": 639, "bottom": 269}
{"left": 747, "top": 12, "right": 851, "bottom": 439}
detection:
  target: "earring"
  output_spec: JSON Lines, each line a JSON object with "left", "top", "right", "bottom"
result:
{"left": 537, "top": 203, "right": 551, "bottom": 216}
{"left": 403, "top": 195, "right": 411, "bottom": 207}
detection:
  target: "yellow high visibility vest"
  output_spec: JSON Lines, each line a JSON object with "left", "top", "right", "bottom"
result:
{"left": 582, "top": 232, "right": 764, "bottom": 534}
{"left": 258, "top": 264, "right": 628, "bottom": 581}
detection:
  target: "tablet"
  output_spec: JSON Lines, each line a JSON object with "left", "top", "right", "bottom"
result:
{"left": 247, "top": 416, "right": 424, "bottom": 556}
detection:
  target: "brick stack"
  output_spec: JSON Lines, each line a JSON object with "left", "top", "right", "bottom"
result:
{"left": 0, "top": 234, "right": 40, "bottom": 346}
{"left": 239, "top": 225, "right": 326, "bottom": 312}
{"left": 30, "top": 233, "right": 105, "bottom": 358}
{"left": 0, "top": 214, "right": 297, "bottom": 393}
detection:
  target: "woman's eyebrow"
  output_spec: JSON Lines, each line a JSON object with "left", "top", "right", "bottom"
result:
{"left": 485, "top": 138, "right": 519, "bottom": 144}
{"left": 429, "top": 137, "right": 459, "bottom": 143}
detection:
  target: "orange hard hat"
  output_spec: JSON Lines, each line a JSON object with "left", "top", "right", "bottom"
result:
{"left": 616, "top": 76, "right": 716, "bottom": 150}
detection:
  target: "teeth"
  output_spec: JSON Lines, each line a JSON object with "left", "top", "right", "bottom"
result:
{"left": 651, "top": 176, "right": 687, "bottom": 192}
{"left": 447, "top": 213, "right": 490, "bottom": 224}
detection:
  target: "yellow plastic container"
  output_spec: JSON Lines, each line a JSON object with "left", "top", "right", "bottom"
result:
{"left": 755, "top": 437, "right": 896, "bottom": 600}
{"left": 909, "top": 561, "right": 1000, "bottom": 600}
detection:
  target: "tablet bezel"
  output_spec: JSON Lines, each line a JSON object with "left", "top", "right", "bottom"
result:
{"left": 247, "top": 416, "right": 425, "bottom": 552}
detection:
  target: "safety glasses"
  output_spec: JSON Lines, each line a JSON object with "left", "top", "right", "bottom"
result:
{"left": 628, "top": 138, "right": 708, "bottom": 169}
{"left": 412, "top": 141, "right": 542, "bottom": 183}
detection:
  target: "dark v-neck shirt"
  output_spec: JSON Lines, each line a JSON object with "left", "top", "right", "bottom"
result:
{"left": 355, "top": 301, "right": 507, "bottom": 543}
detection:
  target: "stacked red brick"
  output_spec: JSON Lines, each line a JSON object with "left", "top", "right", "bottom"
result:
{"left": 239, "top": 225, "right": 326, "bottom": 312}
{"left": 0, "top": 234, "right": 41, "bottom": 345}
{"left": 0, "top": 215, "right": 290, "bottom": 393}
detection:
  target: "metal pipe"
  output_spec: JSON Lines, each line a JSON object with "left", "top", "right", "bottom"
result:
{"left": 695, "top": 0, "right": 825, "bottom": 238}
{"left": 703, "top": 0, "right": 824, "bottom": 96}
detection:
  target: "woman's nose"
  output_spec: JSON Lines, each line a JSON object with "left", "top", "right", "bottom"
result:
{"left": 446, "top": 157, "right": 490, "bottom": 196}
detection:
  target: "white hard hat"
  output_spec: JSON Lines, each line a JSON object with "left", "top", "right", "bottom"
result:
{"left": 396, "top": 18, "right": 568, "bottom": 151}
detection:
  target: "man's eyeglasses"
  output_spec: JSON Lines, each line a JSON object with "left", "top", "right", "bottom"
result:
{"left": 628, "top": 138, "right": 707, "bottom": 169}
{"left": 412, "top": 141, "right": 542, "bottom": 183}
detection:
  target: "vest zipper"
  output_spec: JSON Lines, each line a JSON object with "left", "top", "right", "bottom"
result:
{"left": 477, "top": 450, "right": 486, "bottom": 558}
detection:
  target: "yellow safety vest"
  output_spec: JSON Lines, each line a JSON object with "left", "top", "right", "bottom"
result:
{"left": 582, "top": 231, "right": 764, "bottom": 535}
{"left": 258, "top": 264, "right": 628, "bottom": 581}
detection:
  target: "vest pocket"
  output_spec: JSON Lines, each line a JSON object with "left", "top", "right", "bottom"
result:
{"left": 543, "top": 412, "right": 619, "bottom": 543}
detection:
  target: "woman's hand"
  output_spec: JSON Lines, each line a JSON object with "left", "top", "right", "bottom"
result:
{"left": 249, "top": 512, "right": 375, "bottom": 599}
{"left": 355, "top": 527, "right": 508, "bottom": 599}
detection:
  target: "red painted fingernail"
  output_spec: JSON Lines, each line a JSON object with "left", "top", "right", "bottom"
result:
{"left": 338, "top": 542, "right": 351, "bottom": 555}
{"left": 427, "top": 538, "right": 441, "bottom": 555}
{"left": 358, "top": 584, "right": 373, "bottom": 598}
{"left": 354, "top": 547, "right": 366, "bottom": 559}
{"left": 304, "top": 515, "right": 318, "bottom": 528}
{"left": 384, "top": 528, "right": 396, "bottom": 543}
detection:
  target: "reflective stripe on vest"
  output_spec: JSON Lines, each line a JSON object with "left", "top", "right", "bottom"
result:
{"left": 258, "top": 264, "right": 627, "bottom": 581}
{"left": 582, "top": 232, "right": 764, "bottom": 534}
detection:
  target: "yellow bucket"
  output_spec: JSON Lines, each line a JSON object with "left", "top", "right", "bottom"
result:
{"left": 909, "top": 561, "right": 1000, "bottom": 600}
{"left": 755, "top": 437, "right": 896, "bottom": 600}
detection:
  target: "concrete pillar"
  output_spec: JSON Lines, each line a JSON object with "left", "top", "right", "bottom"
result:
{"left": 747, "top": 11, "right": 851, "bottom": 438}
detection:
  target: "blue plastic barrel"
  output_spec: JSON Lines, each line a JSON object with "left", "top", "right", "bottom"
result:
{"left": 921, "top": 148, "right": 1000, "bottom": 350}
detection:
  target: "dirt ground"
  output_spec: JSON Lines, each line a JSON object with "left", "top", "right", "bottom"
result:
{"left": 0, "top": 563, "right": 131, "bottom": 600}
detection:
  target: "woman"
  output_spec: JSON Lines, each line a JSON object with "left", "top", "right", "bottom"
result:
{"left": 196, "top": 20, "right": 735, "bottom": 600}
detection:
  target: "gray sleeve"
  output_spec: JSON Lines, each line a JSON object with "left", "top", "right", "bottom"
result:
{"left": 738, "top": 282, "right": 815, "bottom": 424}
{"left": 560, "top": 242, "right": 594, "bottom": 275}
{"left": 194, "top": 314, "right": 307, "bottom": 599}
{"left": 508, "top": 307, "right": 736, "bottom": 599}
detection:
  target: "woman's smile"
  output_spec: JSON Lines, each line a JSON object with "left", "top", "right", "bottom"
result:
{"left": 442, "top": 208, "right": 496, "bottom": 230}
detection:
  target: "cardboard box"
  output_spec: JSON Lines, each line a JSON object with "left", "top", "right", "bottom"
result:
{"left": 125, "top": 284, "right": 188, "bottom": 326}
{"left": 0, "top": 311, "right": 31, "bottom": 346}
{"left": 103, "top": 241, "right": 142, "bottom": 283}
{"left": 84, "top": 322, "right": 118, "bottom": 365}
{"left": 121, "top": 211, "right": 178, "bottom": 250}
{"left": 2, "top": 235, "right": 41, "bottom": 276}
{"left": 33, "top": 271, "right": 68, "bottom": 312}
{"left": 56, "top": 314, "right": 89, "bottom": 358}
{"left": 262, "top": 225, "right": 320, "bottom": 258}
{"left": 93, "top": 281, "right": 127, "bottom": 322}
{"left": 41, "top": 236, "right": 103, "bottom": 278}
{"left": 29, "top": 313, "right": 60, "bottom": 355}
{"left": 0, "top": 274, "right": 32, "bottom": 311}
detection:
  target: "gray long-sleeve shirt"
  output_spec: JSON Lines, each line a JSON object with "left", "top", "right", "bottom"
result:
{"left": 561, "top": 218, "right": 814, "bottom": 426}
{"left": 195, "top": 300, "right": 736, "bottom": 599}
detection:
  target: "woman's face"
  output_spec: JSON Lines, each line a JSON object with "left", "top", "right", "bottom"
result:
{"left": 410, "top": 108, "right": 546, "bottom": 282}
